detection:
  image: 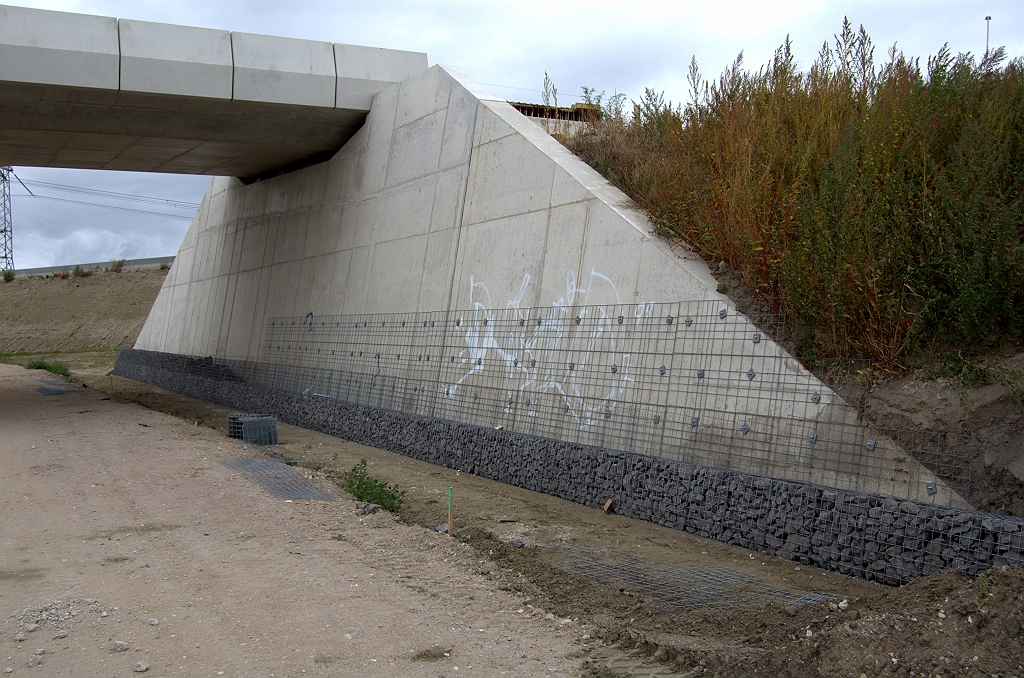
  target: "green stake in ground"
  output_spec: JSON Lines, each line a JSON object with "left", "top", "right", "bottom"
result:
{"left": 448, "top": 486, "right": 454, "bottom": 537}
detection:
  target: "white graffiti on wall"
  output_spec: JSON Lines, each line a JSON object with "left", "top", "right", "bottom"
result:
{"left": 444, "top": 268, "right": 658, "bottom": 429}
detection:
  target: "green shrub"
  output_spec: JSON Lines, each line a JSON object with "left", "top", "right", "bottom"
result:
{"left": 25, "top": 359, "right": 71, "bottom": 379}
{"left": 568, "top": 19, "right": 1024, "bottom": 368}
{"left": 342, "top": 459, "right": 405, "bottom": 512}
{"left": 2, "top": 269, "right": 13, "bottom": 282}
{"left": 71, "top": 264, "right": 92, "bottom": 278}
{"left": 109, "top": 259, "right": 125, "bottom": 273}
{"left": 158, "top": 262, "right": 169, "bottom": 271}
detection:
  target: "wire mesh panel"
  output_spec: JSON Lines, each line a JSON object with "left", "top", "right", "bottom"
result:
{"left": 538, "top": 542, "right": 832, "bottom": 610}
{"left": 221, "top": 457, "right": 335, "bottom": 500}
{"left": 257, "top": 302, "right": 972, "bottom": 507}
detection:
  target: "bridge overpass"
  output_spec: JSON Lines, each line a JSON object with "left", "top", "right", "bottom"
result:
{"left": 0, "top": 5, "right": 426, "bottom": 180}
{"left": 0, "top": 4, "right": 985, "bottom": 586}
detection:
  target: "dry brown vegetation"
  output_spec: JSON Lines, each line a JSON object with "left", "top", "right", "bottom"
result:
{"left": 567, "top": 20, "right": 1024, "bottom": 370}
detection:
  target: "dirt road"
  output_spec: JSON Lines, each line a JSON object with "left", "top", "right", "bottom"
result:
{"left": 1, "top": 363, "right": 583, "bottom": 677}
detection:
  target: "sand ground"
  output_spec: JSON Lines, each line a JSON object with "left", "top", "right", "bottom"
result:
{"left": 1, "top": 363, "right": 583, "bottom": 677}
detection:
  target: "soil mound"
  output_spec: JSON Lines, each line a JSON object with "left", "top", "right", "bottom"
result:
{"left": 0, "top": 268, "right": 166, "bottom": 353}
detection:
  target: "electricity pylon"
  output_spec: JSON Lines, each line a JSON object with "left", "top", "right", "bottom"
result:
{"left": 0, "top": 167, "right": 13, "bottom": 273}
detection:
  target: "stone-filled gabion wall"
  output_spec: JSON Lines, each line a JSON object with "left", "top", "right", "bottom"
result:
{"left": 115, "top": 348, "right": 1024, "bottom": 585}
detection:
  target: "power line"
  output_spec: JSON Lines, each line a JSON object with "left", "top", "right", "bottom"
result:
{"left": 11, "top": 193, "right": 196, "bottom": 220}
{"left": 14, "top": 178, "right": 201, "bottom": 210}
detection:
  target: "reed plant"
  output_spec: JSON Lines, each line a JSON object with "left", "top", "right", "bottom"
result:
{"left": 566, "top": 19, "right": 1024, "bottom": 368}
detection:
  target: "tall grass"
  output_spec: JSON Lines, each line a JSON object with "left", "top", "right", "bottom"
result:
{"left": 567, "top": 20, "right": 1024, "bottom": 368}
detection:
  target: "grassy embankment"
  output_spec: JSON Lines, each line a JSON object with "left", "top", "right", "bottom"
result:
{"left": 566, "top": 20, "right": 1024, "bottom": 371}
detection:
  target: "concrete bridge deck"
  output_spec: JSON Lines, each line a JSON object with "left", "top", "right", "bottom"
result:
{"left": 0, "top": 5, "right": 426, "bottom": 180}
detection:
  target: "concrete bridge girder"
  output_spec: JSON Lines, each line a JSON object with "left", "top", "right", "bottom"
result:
{"left": 0, "top": 4, "right": 426, "bottom": 179}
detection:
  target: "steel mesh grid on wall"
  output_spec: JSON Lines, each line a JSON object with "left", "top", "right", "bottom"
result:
{"left": 257, "top": 301, "right": 972, "bottom": 507}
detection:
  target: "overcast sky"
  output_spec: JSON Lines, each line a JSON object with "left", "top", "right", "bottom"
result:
{"left": 8, "top": 0, "right": 1023, "bottom": 269}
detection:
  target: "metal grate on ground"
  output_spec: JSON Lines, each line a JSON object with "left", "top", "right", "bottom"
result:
{"left": 36, "top": 379, "right": 84, "bottom": 396}
{"left": 221, "top": 457, "right": 336, "bottom": 501}
{"left": 538, "top": 542, "right": 832, "bottom": 611}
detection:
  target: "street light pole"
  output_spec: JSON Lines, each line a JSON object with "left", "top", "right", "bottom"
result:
{"left": 985, "top": 15, "right": 992, "bottom": 57}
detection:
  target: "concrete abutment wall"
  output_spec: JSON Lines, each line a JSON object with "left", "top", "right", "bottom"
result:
{"left": 135, "top": 64, "right": 955, "bottom": 505}
{"left": 118, "top": 63, "right": 988, "bottom": 584}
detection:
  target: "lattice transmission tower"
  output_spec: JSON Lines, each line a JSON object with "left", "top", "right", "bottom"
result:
{"left": 0, "top": 166, "right": 13, "bottom": 273}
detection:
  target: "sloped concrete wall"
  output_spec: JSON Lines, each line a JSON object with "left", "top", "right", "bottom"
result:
{"left": 137, "top": 65, "right": 723, "bottom": 357}
{"left": 135, "top": 65, "right": 958, "bottom": 506}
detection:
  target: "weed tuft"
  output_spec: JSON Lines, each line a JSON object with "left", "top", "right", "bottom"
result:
{"left": 937, "top": 351, "right": 1024, "bottom": 407}
{"left": 342, "top": 459, "right": 405, "bottom": 513}
{"left": 24, "top": 359, "right": 71, "bottom": 379}
{"left": 71, "top": 264, "right": 92, "bottom": 278}
{"left": 109, "top": 258, "right": 125, "bottom": 273}
{"left": 58, "top": 270, "right": 70, "bottom": 279}
{"left": 158, "top": 262, "right": 169, "bottom": 270}
{"left": 2, "top": 269, "right": 13, "bottom": 282}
